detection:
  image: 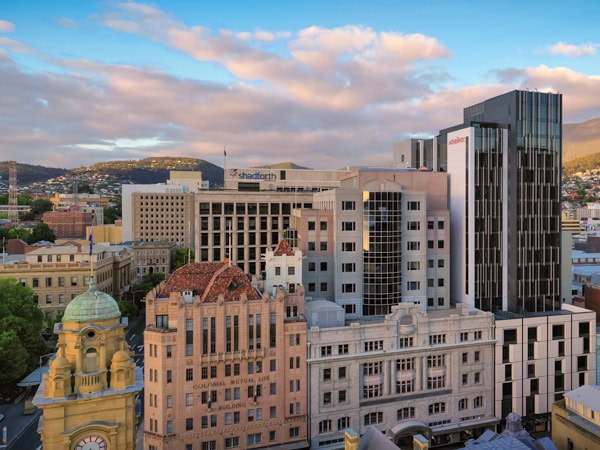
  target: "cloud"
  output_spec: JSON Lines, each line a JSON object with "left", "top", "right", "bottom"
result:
{"left": 0, "top": 20, "right": 15, "bottom": 33}
{"left": 57, "top": 17, "right": 77, "bottom": 29}
{"left": 2, "top": 3, "right": 600, "bottom": 170}
{"left": 548, "top": 41, "right": 597, "bottom": 57}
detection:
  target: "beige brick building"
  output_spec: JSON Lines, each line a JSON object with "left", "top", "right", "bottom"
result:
{"left": 144, "top": 260, "right": 308, "bottom": 450}
{"left": 0, "top": 242, "right": 134, "bottom": 319}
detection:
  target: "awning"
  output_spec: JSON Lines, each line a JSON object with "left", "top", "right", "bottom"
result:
{"left": 18, "top": 366, "right": 49, "bottom": 387}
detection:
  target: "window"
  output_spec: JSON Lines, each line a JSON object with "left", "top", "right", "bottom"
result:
{"left": 270, "top": 383, "right": 276, "bottom": 395}
{"left": 428, "top": 376, "right": 445, "bottom": 389}
{"left": 308, "top": 221, "right": 316, "bottom": 231}
{"left": 167, "top": 370, "right": 172, "bottom": 383}
{"left": 323, "top": 368, "right": 331, "bottom": 381}
{"left": 320, "top": 242, "right": 328, "bottom": 251}
{"left": 166, "top": 345, "right": 172, "bottom": 358}
{"left": 201, "top": 442, "right": 216, "bottom": 450}
{"left": 474, "top": 396, "right": 483, "bottom": 408}
{"left": 167, "top": 395, "right": 172, "bottom": 408}
{"left": 186, "top": 393, "right": 193, "bottom": 406}
{"left": 338, "top": 417, "right": 350, "bottom": 430}
{"left": 407, "top": 221, "right": 420, "bottom": 230}
{"left": 462, "top": 374, "right": 468, "bottom": 385}
{"left": 166, "top": 420, "right": 173, "bottom": 433}
{"left": 474, "top": 372, "right": 481, "bottom": 384}
{"left": 438, "top": 278, "right": 444, "bottom": 287}
{"left": 553, "top": 324, "right": 565, "bottom": 340}
{"left": 428, "top": 220, "right": 434, "bottom": 230}
{"left": 342, "top": 201, "right": 356, "bottom": 211}
{"left": 156, "top": 314, "right": 169, "bottom": 329}
{"left": 289, "top": 427, "right": 300, "bottom": 438}
{"left": 407, "top": 201, "right": 420, "bottom": 210}
{"left": 397, "top": 407, "right": 415, "bottom": 420}
{"left": 321, "top": 346, "right": 332, "bottom": 356}
{"left": 428, "top": 402, "right": 446, "bottom": 415}
{"left": 338, "top": 344, "right": 349, "bottom": 355}
{"left": 342, "top": 242, "right": 356, "bottom": 252}
{"left": 438, "top": 240, "right": 444, "bottom": 249}
{"left": 458, "top": 398, "right": 468, "bottom": 411}
{"left": 339, "top": 390, "right": 347, "bottom": 403}
{"left": 225, "top": 437, "right": 240, "bottom": 449}
{"left": 319, "top": 419, "right": 332, "bottom": 434}
{"left": 320, "top": 261, "right": 328, "bottom": 271}
{"left": 462, "top": 352, "right": 468, "bottom": 364}
{"left": 407, "top": 261, "right": 420, "bottom": 270}
{"left": 364, "top": 340, "right": 383, "bottom": 352}
{"left": 247, "top": 433, "right": 262, "bottom": 445}
{"left": 438, "top": 220, "right": 444, "bottom": 229}
{"left": 427, "top": 354, "right": 445, "bottom": 367}
{"left": 407, "top": 241, "right": 420, "bottom": 251}
{"left": 474, "top": 351, "right": 481, "bottom": 362}
{"left": 342, "top": 221, "right": 356, "bottom": 231}
{"left": 186, "top": 418, "right": 193, "bottom": 431}
{"left": 438, "top": 259, "right": 445, "bottom": 268}
{"left": 407, "top": 281, "right": 420, "bottom": 290}
{"left": 270, "top": 359, "right": 276, "bottom": 372}
{"left": 320, "top": 221, "right": 327, "bottom": 230}
{"left": 339, "top": 367, "right": 347, "bottom": 379}
{"left": 504, "top": 329, "right": 517, "bottom": 344}
{"left": 474, "top": 330, "right": 482, "bottom": 340}
{"left": 287, "top": 266, "right": 295, "bottom": 275}
{"left": 186, "top": 368, "right": 193, "bottom": 381}
{"left": 342, "top": 283, "right": 356, "bottom": 293}
{"left": 364, "top": 412, "right": 383, "bottom": 426}
{"left": 429, "top": 334, "right": 446, "bottom": 345}
{"left": 323, "top": 392, "right": 332, "bottom": 405}
{"left": 308, "top": 262, "right": 316, "bottom": 271}
{"left": 308, "top": 242, "right": 316, "bottom": 251}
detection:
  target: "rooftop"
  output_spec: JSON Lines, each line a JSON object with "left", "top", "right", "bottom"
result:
{"left": 156, "top": 262, "right": 261, "bottom": 303}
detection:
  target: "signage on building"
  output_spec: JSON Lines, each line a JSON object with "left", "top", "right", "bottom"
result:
{"left": 229, "top": 168, "right": 277, "bottom": 181}
{"left": 448, "top": 136, "right": 466, "bottom": 146}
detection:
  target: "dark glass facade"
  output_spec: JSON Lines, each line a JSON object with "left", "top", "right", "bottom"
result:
{"left": 362, "top": 191, "right": 403, "bottom": 316}
{"left": 464, "top": 90, "right": 562, "bottom": 313}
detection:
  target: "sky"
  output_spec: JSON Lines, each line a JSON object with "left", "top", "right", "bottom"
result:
{"left": 1, "top": 1, "right": 599, "bottom": 170}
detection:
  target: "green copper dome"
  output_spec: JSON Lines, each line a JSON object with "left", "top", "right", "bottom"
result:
{"left": 62, "top": 278, "right": 121, "bottom": 322}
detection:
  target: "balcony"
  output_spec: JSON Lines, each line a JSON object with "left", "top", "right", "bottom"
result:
{"left": 75, "top": 370, "right": 107, "bottom": 394}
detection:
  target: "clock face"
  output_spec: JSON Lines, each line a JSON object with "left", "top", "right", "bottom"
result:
{"left": 74, "top": 435, "right": 107, "bottom": 450}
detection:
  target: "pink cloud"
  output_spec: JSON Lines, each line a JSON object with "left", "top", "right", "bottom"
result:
{"left": 0, "top": 20, "right": 15, "bottom": 33}
{"left": 549, "top": 41, "right": 597, "bottom": 57}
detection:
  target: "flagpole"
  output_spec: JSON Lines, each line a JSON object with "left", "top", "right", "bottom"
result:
{"left": 223, "top": 146, "right": 227, "bottom": 186}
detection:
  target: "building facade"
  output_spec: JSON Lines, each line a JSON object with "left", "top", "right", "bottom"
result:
{"left": 43, "top": 210, "right": 96, "bottom": 239}
{"left": 224, "top": 167, "right": 351, "bottom": 191}
{"left": 33, "top": 278, "right": 143, "bottom": 449}
{"left": 552, "top": 384, "right": 600, "bottom": 450}
{"left": 494, "top": 304, "right": 596, "bottom": 432}
{"left": 0, "top": 242, "right": 134, "bottom": 319}
{"left": 132, "top": 241, "right": 177, "bottom": 280}
{"left": 307, "top": 302, "right": 497, "bottom": 449}
{"left": 143, "top": 262, "right": 309, "bottom": 450}
{"left": 444, "top": 90, "right": 562, "bottom": 313}
{"left": 294, "top": 168, "right": 450, "bottom": 317}
{"left": 194, "top": 190, "right": 313, "bottom": 277}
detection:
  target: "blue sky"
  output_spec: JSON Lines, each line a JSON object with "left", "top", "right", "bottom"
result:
{"left": 1, "top": 1, "right": 599, "bottom": 169}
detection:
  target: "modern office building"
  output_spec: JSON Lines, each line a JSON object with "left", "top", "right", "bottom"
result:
{"left": 306, "top": 302, "right": 497, "bottom": 449}
{"left": 143, "top": 259, "right": 309, "bottom": 450}
{"left": 224, "top": 166, "right": 351, "bottom": 191}
{"left": 121, "top": 183, "right": 194, "bottom": 245}
{"left": 293, "top": 168, "right": 449, "bottom": 317}
{"left": 494, "top": 303, "right": 596, "bottom": 432}
{"left": 194, "top": 190, "right": 314, "bottom": 277}
{"left": 443, "top": 90, "right": 562, "bottom": 314}
{"left": 33, "top": 277, "right": 143, "bottom": 450}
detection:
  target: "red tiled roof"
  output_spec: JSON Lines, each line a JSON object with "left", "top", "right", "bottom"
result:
{"left": 273, "top": 239, "right": 294, "bottom": 256}
{"left": 157, "top": 262, "right": 260, "bottom": 303}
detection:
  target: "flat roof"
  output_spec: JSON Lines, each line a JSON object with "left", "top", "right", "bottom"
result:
{"left": 565, "top": 384, "right": 600, "bottom": 412}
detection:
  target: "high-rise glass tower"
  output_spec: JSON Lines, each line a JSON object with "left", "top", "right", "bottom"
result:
{"left": 445, "top": 90, "right": 562, "bottom": 313}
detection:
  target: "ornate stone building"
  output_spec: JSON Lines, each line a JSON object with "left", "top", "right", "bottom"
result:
{"left": 33, "top": 278, "right": 143, "bottom": 449}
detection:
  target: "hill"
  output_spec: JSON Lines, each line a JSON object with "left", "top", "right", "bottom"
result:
{"left": 0, "top": 162, "right": 71, "bottom": 185}
{"left": 563, "top": 118, "right": 600, "bottom": 174}
{"left": 77, "top": 157, "right": 224, "bottom": 186}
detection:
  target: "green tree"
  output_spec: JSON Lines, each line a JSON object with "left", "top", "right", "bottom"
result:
{"left": 173, "top": 248, "right": 195, "bottom": 270}
{"left": 0, "top": 330, "right": 29, "bottom": 384}
{"left": 117, "top": 299, "right": 138, "bottom": 319}
{"left": 0, "top": 279, "right": 47, "bottom": 382}
{"left": 7, "top": 227, "right": 31, "bottom": 241}
{"left": 28, "top": 198, "right": 54, "bottom": 219}
{"left": 27, "top": 222, "right": 57, "bottom": 244}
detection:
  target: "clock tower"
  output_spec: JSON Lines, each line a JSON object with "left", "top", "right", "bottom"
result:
{"left": 33, "top": 278, "right": 143, "bottom": 450}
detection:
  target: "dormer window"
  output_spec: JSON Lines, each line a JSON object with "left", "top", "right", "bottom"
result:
{"left": 183, "top": 290, "right": 193, "bottom": 297}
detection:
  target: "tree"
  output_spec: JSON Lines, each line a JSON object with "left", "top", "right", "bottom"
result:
{"left": 117, "top": 299, "right": 138, "bottom": 319}
{"left": 28, "top": 198, "right": 54, "bottom": 219}
{"left": 173, "top": 248, "right": 195, "bottom": 270}
{"left": 0, "top": 331, "right": 29, "bottom": 384}
{"left": 27, "top": 222, "right": 56, "bottom": 244}
{"left": 0, "top": 279, "right": 47, "bottom": 383}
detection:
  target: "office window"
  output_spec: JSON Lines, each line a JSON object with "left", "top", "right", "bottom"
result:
{"left": 458, "top": 398, "right": 468, "bottom": 411}
{"left": 342, "top": 201, "right": 356, "bottom": 211}
{"left": 342, "top": 242, "right": 356, "bottom": 251}
{"left": 407, "top": 201, "right": 420, "bottom": 210}
{"left": 407, "top": 261, "right": 420, "bottom": 270}
{"left": 320, "top": 242, "right": 328, "bottom": 251}
{"left": 364, "top": 412, "right": 383, "bottom": 426}
{"left": 320, "top": 221, "right": 327, "bottom": 230}
{"left": 342, "top": 283, "right": 356, "bottom": 293}
{"left": 407, "top": 281, "right": 420, "bottom": 290}
{"left": 308, "top": 221, "right": 316, "bottom": 231}
{"left": 407, "top": 241, "right": 420, "bottom": 251}
{"left": 342, "top": 221, "right": 356, "bottom": 231}
{"left": 319, "top": 420, "right": 332, "bottom": 434}
{"left": 428, "top": 402, "right": 446, "bottom": 415}
{"left": 407, "top": 221, "right": 420, "bottom": 230}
